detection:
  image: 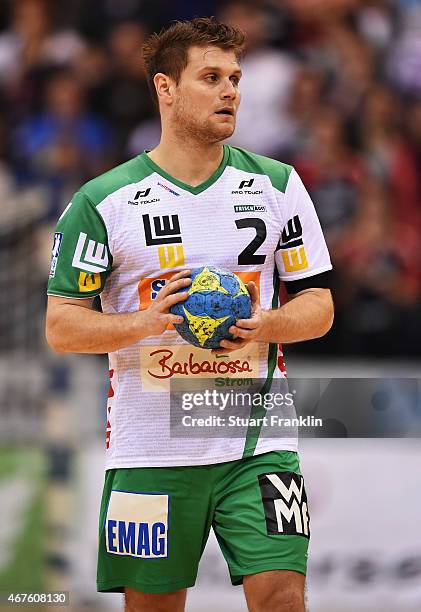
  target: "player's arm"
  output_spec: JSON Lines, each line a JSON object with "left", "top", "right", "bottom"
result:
{"left": 262, "top": 165, "right": 334, "bottom": 344}
{"left": 45, "top": 271, "right": 190, "bottom": 354}
{"left": 214, "top": 166, "right": 334, "bottom": 352}
{"left": 264, "top": 286, "right": 333, "bottom": 343}
{"left": 214, "top": 281, "right": 333, "bottom": 351}
{"left": 46, "top": 190, "right": 189, "bottom": 354}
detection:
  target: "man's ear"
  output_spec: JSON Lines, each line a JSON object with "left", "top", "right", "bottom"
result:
{"left": 154, "top": 73, "right": 174, "bottom": 106}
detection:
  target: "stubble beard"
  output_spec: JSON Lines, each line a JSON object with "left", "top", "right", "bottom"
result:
{"left": 172, "top": 93, "right": 235, "bottom": 144}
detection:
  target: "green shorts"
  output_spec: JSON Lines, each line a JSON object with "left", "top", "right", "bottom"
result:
{"left": 97, "top": 450, "right": 310, "bottom": 594}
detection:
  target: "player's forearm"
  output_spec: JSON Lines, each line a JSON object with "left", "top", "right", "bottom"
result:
{"left": 260, "top": 289, "right": 334, "bottom": 344}
{"left": 46, "top": 304, "right": 149, "bottom": 353}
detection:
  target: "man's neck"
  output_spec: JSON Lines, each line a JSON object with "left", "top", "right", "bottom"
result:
{"left": 147, "top": 133, "right": 224, "bottom": 187}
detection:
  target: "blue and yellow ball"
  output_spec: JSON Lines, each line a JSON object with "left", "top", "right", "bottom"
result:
{"left": 170, "top": 266, "right": 252, "bottom": 349}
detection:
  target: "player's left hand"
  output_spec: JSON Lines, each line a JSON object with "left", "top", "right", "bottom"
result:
{"left": 211, "top": 281, "right": 266, "bottom": 354}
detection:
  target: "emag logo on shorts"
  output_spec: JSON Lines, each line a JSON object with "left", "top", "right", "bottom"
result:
{"left": 105, "top": 491, "right": 168, "bottom": 559}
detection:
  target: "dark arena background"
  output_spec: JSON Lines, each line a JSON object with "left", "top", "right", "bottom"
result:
{"left": 0, "top": 1, "right": 420, "bottom": 610}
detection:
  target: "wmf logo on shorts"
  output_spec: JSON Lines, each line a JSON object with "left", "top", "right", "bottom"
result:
{"left": 258, "top": 472, "right": 310, "bottom": 538}
{"left": 105, "top": 491, "right": 169, "bottom": 558}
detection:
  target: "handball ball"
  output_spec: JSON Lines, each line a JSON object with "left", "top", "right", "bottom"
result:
{"left": 170, "top": 266, "right": 252, "bottom": 349}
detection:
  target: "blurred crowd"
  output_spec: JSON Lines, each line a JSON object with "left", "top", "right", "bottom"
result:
{"left": 1, "top": 0, "right": 420, "bottom": 356}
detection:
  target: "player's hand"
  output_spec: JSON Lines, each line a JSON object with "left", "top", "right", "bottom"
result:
{"left": 140, "top": 269, "right": 191, "bottom": 336}
{"left": 211, "top": 281, "right": 266, "bottom": 353}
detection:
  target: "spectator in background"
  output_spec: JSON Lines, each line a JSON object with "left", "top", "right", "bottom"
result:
{"left": 282, "top": 0, "right": 361, "bottom": 21}
{"left": 335, "top": 179, "right": 421, "bottom": 354}
{"left": 104, "top": 21, "right": 155, "bottom": 158}
{"left": 355, "top": 0, "right": 394, "bottom": 53}
{"left": 387, "top": 0, "right": 421, "bottom": 96}
{"left": 72, "top": 0, "right": 173, "bottom": 43}
{"left": 0, "top": 0, "right": 418, "bottom": 358}
{"left": 325, "top": 23, "right": 375, "bottom": 120}
{"left": 285, "top": 67, "right": 326, "bottom": 158}
{"left": 0, "top": 0, "right": 85, "bottom": 119}
{"left": 13, "top": 70, "right": 113, "bottom": 217}
{"left": 292, "top": 108, "right": 365, "bottom": 254}
{"left": 70, "top": 44, "right": 111, "bottom": 117}
{"left": 358, "top": 84, "right": 421, "bottom": 229}
{"left": 406, "top": 99, "right": 421, "bottom": 177}
{"left": 218, "top": 0, "right": 298, "bottom": 156}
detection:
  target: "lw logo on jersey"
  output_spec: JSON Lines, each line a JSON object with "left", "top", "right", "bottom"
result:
{"left": 258, "top": 472, "right": 310, "bottom": 538}
{"left": 105, "top": 491, "right": 168, "bottom": 558}
{"left": 142, "top": 214, "right": 185, "bottom": 268}
{"left": 143, "top": 214, "right": 182, "bottom": 246}
{"left": 278, "top": 215, "right": 308, "bottom": 273}
{"left": 72, "top": 232, "right": 109, "bottom": 273}
{"left": 232, "top": 177, "right": 263, "bottom": 195}
{"left": 49, "top": 232, "right": 63, "bottom": 278}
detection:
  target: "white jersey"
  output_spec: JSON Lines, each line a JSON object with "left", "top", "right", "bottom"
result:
{"left": 47, "top": 145, "right": 332, "bottom": 468}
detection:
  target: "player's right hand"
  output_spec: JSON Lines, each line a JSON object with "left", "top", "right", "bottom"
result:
{"left": 140, "top": 269, "right": 191, "bottom": 336}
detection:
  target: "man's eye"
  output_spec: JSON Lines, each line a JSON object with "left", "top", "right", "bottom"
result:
{"left": 231, "top": 77, "right": 240, "bottom": 86}
{"left": 206, "top": 74, "right": 217, "bottom": 82}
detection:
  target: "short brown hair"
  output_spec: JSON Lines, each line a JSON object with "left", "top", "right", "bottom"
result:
{"left": 142, "top": 17, "right": 245, "bottom": 105}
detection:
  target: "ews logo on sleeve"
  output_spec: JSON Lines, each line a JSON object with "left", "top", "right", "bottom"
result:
{"left": 278, "top": 215, "right": 308, "bottom": 273}
{"left": 72, "top": 232, "right": 109, "bottom": 273}
{"left": 258, "top": 471, "right": 310, "bottom": 538}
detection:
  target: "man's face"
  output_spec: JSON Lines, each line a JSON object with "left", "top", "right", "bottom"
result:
{"left": 170, "top": 45, "right": 242, "bottom": 143}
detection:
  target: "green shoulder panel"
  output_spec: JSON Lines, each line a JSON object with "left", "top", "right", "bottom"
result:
{"left": 47, "top": 191, "right": 113, "bottom": 298}
{"left": 227, "top": 146, "right": 293, "bottom": 193}
{"left": 47, "top": 155, "right": 153, "bottom": 298}
{"left": 80, "top": 155, "right": 154, "bottom": 207}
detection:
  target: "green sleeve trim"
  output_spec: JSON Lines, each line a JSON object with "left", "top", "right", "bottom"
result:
{"left": 227, "top": 146, "right": 293, "bottom": 193}
{"left": 47, "top": 290, "right": 101, "bottom": 299}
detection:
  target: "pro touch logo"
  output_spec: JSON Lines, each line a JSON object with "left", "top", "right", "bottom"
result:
{"left": 105, "top": 491, "right": 169, "bottom": 558}
{"left": 72, "top": 232, "right": 109, "bottom": 273}
{"left": 136, "top": 188, "right": 151, "bottom": 198}
{"left": 232, "top": 178, "right": 263, "bottom": 195}
{"left": 239, "top": 178, "right": 254, "bottom": 189}
{"left": 258, "top": 472, "right": 310, "bottom": 538}
{"left": 128, "top": 188, "right": 160, "bottom": 205}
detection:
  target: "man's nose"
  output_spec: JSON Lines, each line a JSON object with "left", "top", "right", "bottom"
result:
{"left": 221, "top": 79, "right": 237, "bottom": 99}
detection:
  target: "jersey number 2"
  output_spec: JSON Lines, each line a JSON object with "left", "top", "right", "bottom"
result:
{"left": 235, "top": 218, "right": 267, "bottom": 265}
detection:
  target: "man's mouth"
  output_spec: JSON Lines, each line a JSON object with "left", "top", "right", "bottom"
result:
{"left": 215, "top": 108, "right": 234, "bottom": 116}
